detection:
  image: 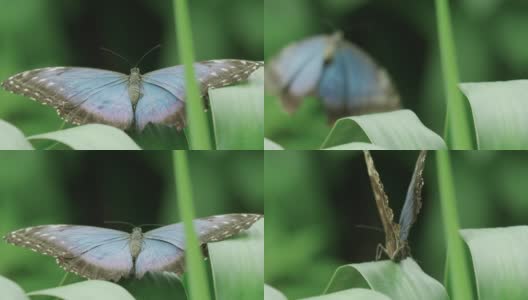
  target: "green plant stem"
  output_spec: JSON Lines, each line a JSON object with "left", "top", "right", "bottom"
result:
{"left": 173, "top": 151, "right": 211, "bottom": 300}
{"left": 173, "top": 0, "right": 212, "bottom": 150}
{"left": 435, "top": 0, "right": 473, "bottom": 149}
{"left": 435, "top": 151, "right": 473, "bottom": 300}
{"left": 50, "top": 272, "right": 69, "bottom": 300}
{"left": 44, "top": 121, "right": 66, "bottom": 150}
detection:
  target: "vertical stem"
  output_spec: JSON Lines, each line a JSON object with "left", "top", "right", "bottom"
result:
{"left": 436, "top": 151, "right": 473, "bottom": 300}
{"left": 173, "top": 151, "right": 211, "bottom": 300}
{"left": 435, "top": 0, "right": 473, "bottom": 149}
{"left": 173, "top": 0, "right": 212, "bottom": 150}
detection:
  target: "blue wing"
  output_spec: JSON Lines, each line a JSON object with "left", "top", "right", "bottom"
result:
{"left": 318, "top": 42, "right": 400, "bottom": 121}
{"left": 4, "top": 225, "right": 133, "bottom": 281}
{"left": 137, "top": 214, "right": 262, "bottom": 277}
{"left": 137, "top": 60, "right": 262, "bottom": 131}
{"left": 267, "top": 35, "right": 328, "bottom": 112}
{"left": 2, "top": 67, "right": 134, "bottom": 129}
{"left": 398, "top": 151, "right": 427, "bottom": 241}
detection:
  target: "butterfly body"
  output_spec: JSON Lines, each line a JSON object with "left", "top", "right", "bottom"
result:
{"left": 267, "top": 32, "right": 399, "bottom": 122}
{"left": 2, "top": 60, "right": 263, "bottom": 131}
{"left": 3, "top": 214, "right": 262, "bottom": 281}
{"left": 363, "top": 151, "right": 426, "bottom": 262}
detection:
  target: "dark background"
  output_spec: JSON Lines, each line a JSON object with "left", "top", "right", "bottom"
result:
{"left": 265, "top": 0, "right": 528, "bottom": 148}
{"left": 0, "top": 151, "right": 263, "bottom": 298}
{"left": 265, "top": 151, "right": 528, "bottom": 299}
{"left": 0, "top": 0, "right": 263, "bottom": 136}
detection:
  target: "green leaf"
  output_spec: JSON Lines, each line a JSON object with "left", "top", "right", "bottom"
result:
{"left": 460, "top": 226, "right": 528, "bottom": 300}
{"left": 0, "top": 119, "right": 34, "bottom": 150}
{"left": 324, "top": 259, "right": 449, "bottom": 300}
{"left": 0, "top": 275, "right": 29, "bottom": 300}
{"left": 264, "top": 138, "right": 283, "bottom": 150}
{"left": 459, "top": 81, "right": 528, "bottom": 149}
{"left": 28, "top": 124, "right": 141, "bottom": 150}
{"left": 265, "top": 284, "right": 287, "bottom": 300}
{"left": 210, "top": 68, "right": 264, "bottom": 150}
{"left": 324, "top": 143, "right": 385, "bottom": 150}
{"left": 209, "top": 219, "right": 264, "bottom": 300}
{"left": 27, "top": 280, "right": 135, "bottom": 300}
{"left": 302, "top": 289, "right": 390, "bottom": 300}
{"left": 321, "top": 110, "right": 447, "bottom": 150}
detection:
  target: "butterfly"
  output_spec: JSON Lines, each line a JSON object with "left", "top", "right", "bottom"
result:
{"left": 3, "top": 214, "right": 262, "bottom": 281}
{"left": 266, "top": 32, "right": 400, "bottom": 122}
{"left": 1, "top": 60, "right": 263, "bottom": 131}
{"left": 363, "top": 150, "right": 427, "bottom": 261}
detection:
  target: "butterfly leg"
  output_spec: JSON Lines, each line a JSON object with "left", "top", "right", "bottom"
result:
{"left": 376, "top": 244, "right": 387, "bottom": 260}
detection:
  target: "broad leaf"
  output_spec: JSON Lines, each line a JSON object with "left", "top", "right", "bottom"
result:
{"left": 460, "top": 81, "right": 528, "bottom": 149}
{"left": 209, "top": 219, "right": 264, "bottom": 300}
{"left": 324, "top": 259, "right": 449, "bottom": 300}
{"left": 0, "top": 275, "right": 29, "bottom": 300}
{"left": 28, "top": 124, "right": 141, "bottom": 150}
{"left": 264, "top": 138, "right": 283, "bottom": 150}
{"left": 265, "top": 284, "right": 288, "bottom": 300}
{"left": 324, "top": 143, "right": 384, "bottom": 150}
{"left": 210, "top": 68, "right": 264, "bottom": 150}
{"left": 27, "top": 280, "right": 135, "bottom": 300}
{"left": 460, "top": 226, "right": 528, "bottom": 300}
{"left": 0, "top": 119, "right": 33, "bottom": 150}
{"left": 321, "top": 110, "right": 446, "bottom": 150}
{"left": 302, "top": 289, "right": 390, "bottom": 300}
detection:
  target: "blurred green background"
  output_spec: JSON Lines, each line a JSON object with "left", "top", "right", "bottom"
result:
{"left": 0, "top": 151, "right": 263, "bottom": 299}
{"left": 265, "top": 151, "right": 528, "bottom": 299}
{"left": 0, "top": 0, "right": 263, "bottom": 137}
{"left": 265, "top": 0, "right": 528, "bottom": 149}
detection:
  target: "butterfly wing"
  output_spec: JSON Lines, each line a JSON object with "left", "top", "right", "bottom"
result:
{"left": 363, "top": 151, "right": 400, "bottom": 251}
{"left": 137, "top": 60, "right": 263, "bottom": 131}
{"left": 267, "top": 35, "right": 329, "bottom": 113}
{"left": 1, "top": 67, "right": 133, "bottom": 129}
{"left": 3, "top": 225, "right": 133, "bottom": 281}
{"left": 135, "top": 214, "right": 262, "bottom": 278}
{"left": 318, "top": 41, "right": 400, "bottom": 122}
{"left": 398, "top": 151, "right": 427, "bottom": 241}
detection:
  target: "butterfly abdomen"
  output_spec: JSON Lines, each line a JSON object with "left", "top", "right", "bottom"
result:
{"left": 128, "top": 68, "right": 143, "bottom": 107}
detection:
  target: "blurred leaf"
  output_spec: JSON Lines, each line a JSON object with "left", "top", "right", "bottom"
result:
{"left": 460, "top": 226, "right": 528, "bottom": 300}
{"left": 209, "top": 219, "right": 264, "bottom": 300}
{"left": 492, "top": 11, "right": 528, "bottom": 72}
{"left": 28, "top": 124, "right": 141, "bottom": 150}
{"left": 210, "top": 68, "right": 264, "bottom": 150}
{"left": 264, "top": 138, "right": 283, "bottom": 150}
{"left": 265, "top": 284, "right": 288, "bottom": 300}
{"left": 0, "top": 119, "right": 34, "bottom": 150}
{"left": 324, "top": 143, "right": 384, "bottom": 150}
{"left": 324, "top": 259, "right": 449, "bottom": 300}
{"left": 321, "top": 110, "right": 446, "bottom": 150}
{"left": 27, "top": 280, "right": 135, "bottom": 300}
{"left": 0, "top": 275, "right": 29, "bottom": 300}
{"left": 460, "top": 81, "right": 528, "bottom": 149}
{"left": 302, "top": 289, "right": 390, "bottom": 300}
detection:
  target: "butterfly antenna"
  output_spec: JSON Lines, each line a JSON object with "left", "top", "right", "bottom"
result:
{"left": 104, "top": 221, "right": 137, "bottom": 228}
{"left": 138, "top": 223, "right": 165, "bottom": 229}
{"left": 355, "top": 224, "right": 384, "bottom": 233}
{"left": 134, "top": 44, "right": 162, "bottom": 68}
{"left": 100, "top": 47, "right": 133, "bottom": 68}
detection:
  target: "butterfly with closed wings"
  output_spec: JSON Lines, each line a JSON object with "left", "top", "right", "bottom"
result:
{"left": 1, "top": 60, "right": 263, "bottom": 131}
{"left": 267, "top": 32, "right": 400, "bottom": 123}
{"left": 363, "top": 151, "right": 427, "bottom": 262}
{"left": 3, "top": 214, "right": 262, "bottom": 281}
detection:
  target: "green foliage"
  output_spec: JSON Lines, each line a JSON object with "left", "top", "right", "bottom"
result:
{"left": 459, "top": 81, "right": 528, "bottom": 149}
{"left": 321, "top": 110, "right": 447, "bottom": 150}
{"left": 325, "top": 259, "right": 449, "bottom": 300}
{"left": 210, "top": 68, "right": 264, "bottom": 150}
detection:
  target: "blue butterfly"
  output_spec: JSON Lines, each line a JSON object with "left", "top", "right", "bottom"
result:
{"left": 267, "top": 32, "right": 400, "bottom": 122}
{"left": 363, "top": 151, "right": 426, "bottom": 261}
{"left": 1, "top": 60, "right": 263, "bottom": 131}
{"left": 3, "top": 214, "right": 262, "bottom": 281}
